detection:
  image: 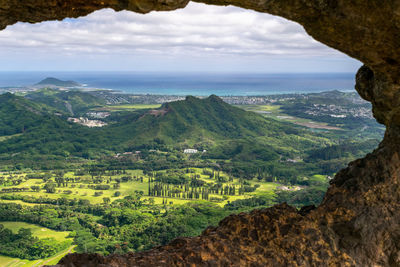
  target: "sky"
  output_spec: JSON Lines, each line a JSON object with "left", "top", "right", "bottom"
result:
{"left": 0, "top": 2, "right": 362, "bottom": 73}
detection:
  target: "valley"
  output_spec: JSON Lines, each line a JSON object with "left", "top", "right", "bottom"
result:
{"left": 0, "top": 86, "right": 384, "bottom": 264}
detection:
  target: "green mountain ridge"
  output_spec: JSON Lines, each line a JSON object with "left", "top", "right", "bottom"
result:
{"left": 109, "top": 95, "right": 303, "bottom": 147}
{"left": 0, "top": 92, "right": 380, "bottom": 182}
{"left": 26, "top": 88, "right": 105, "bottom": 115}
{"left": 0, "top": 93, "right": 53, "bottom": 135}
{"left": 0, "top": 93, "right": 106, "bottom": 163}
{"left": 0, "top": 93, "right": 306, "bottom": 162}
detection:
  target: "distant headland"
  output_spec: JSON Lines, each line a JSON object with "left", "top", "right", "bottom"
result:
{"left": 35, "top": 77, "right": 81, "bottom": 87}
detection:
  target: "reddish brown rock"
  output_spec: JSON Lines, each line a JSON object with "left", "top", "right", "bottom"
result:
{"left": 0, "top": 0, "right": 399, "bottom": 266}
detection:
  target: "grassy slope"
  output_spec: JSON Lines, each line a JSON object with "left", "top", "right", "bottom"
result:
{"left": 0, "top": 246, "right": 75, "bottom": 267}
{"left": 0, "top": 221, "right": 70, "bottom": 241}
{"left": 0, "top": 222, "right": 73, "bottom": 267}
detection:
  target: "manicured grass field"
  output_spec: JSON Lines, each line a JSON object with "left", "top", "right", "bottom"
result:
{"left": 0, "top": 222, "right": 74, "bottom": 267}
{"left": 0, "top": 168, "right": 280, "bottom": 207}
{"left": 310, "top": 174, "right": 328, "bottom": 183}
{"left": 0, "top": 246, "right": 75, "bottom": 267}
{"left": 4, "top": 170, "right": 149, "bottom": 204}
{"left": 239, "top": 105, "right": 341, "bottom": 130}
{"left": 0, "top": 221, "right": 71, "bottom": 242}
{"left": 237, "top": 104, "right": 282, "bottom": 116}
{"left": 0, "top": 167, "right": 306, "bottom": 265}
{"left": 0, "top": 255, "right": 31, "bottom": 267}
{"left": 249, "top": 181, "right": 280, "bottom": 197}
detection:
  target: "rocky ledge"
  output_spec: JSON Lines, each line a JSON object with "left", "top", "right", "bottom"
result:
{"left": 0, "top": 0, "right": 399, "bottom": 266}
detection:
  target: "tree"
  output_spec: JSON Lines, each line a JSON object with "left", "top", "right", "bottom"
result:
{"left": 31, "top": 185, "right": 41, "bottom": 192}
{"left": 103, "top": 197, "right": 111, "bottom": 205}
{"left": 44, "top": 183, "right": 56, "bottom": 193}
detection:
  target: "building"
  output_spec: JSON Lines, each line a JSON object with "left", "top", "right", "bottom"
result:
{"left": 184, "top": 149, "right": 198, "bottom": 154}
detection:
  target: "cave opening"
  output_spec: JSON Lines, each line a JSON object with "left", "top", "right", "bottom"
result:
{"left": 0, "top": 1, "right": 398, "bottom": 266}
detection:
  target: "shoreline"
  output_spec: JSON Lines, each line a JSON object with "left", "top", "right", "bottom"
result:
{"left": 0, "top": 85, "right": 356, "bottom": 98}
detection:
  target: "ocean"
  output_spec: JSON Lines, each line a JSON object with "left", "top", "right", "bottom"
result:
{"left": 0, "top": 72, "right": 356, "bottom": 96}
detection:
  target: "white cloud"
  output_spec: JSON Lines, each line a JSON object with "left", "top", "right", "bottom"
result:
{"left": 0, "top": 2, "right": 360, "bottom": 72}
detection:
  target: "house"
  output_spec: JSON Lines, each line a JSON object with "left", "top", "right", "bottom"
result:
{"left": 184, "top": 149, "right": 198, "bottom": 154}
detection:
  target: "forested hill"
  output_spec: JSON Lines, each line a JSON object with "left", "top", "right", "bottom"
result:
{"left": 0, "top": 93, "right": 308, "bottom": 165}
{"left": 0, "top": 92, "right": 56, "bottom": 135}
{"left": 0, "top": 93, "right": 103, "bottom": 164}
{"left": 108, "top": 95, "right": 302, "bottom": 147}
{"left": 25, "top": 88, "right": 105, "bottom": 115}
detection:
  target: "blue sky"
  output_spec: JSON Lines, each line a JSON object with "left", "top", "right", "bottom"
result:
{"left": 0, "top": 2, "right": 361, "bottom": 73}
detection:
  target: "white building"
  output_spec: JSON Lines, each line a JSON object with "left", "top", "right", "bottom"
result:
{"left": 184, "top": 149, "right": 198, "bottom": 154}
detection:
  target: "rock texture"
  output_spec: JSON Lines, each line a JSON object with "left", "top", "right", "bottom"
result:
{"left": 1, "top": 0, "right": 399, "bottom": 266}
{"left": 0, "top": 0, "right": 190, "bottom": 29}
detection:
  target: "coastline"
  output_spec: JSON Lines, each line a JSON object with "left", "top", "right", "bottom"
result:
{"left": 0, "top": 72, "right": 356, "bottom": 96}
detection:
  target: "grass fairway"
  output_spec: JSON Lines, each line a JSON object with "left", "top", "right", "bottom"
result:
{"left": 249, "top": 181, "right": 280, "bottom": 197}
{"left": 1, "top": 168, "right": 281, "bottom": 207}
{"left": 237, "top": 104, "right": 282, "bottom": 116}
{"left": 7, "top": 171, "right": 149, "bottom": 204}
{"left": 0, "top": 255, "right": 31, "bottom": 267}
{"left": 0, "top": 246, "right": 75, "bottom": 267}
{"left": 0, "top": 222, "right": 74, "bottom": 267}
{"left": 239, "top": 104, "right": 342, "bottom": 130}
{"left": 0, "top": 222, "right": 71, "bottom": 242}
{"left": 0, "top": 168, "right": 288, "bottom": 265}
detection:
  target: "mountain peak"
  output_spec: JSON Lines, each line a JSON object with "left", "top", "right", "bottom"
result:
{"left": 184, "top": 95, "right": 197, "bottom": 101}
{"left": 207, "top": 94, "right": 222, "bottom": 102}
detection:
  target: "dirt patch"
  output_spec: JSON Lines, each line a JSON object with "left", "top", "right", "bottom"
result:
{"left": 148, "top": 108, "right": 169, "bottom": 117}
